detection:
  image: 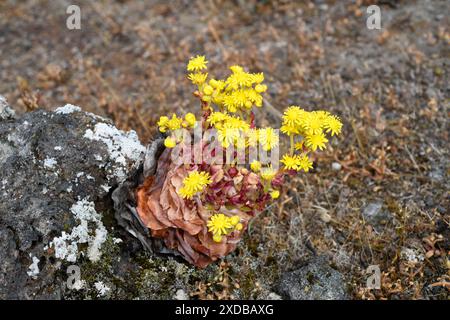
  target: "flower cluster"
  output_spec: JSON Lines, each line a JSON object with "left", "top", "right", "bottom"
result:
{"left": 137, "top": 56, "right": 343, "bottom": 266}
{"left": 207, "top": 213, "right": 243, "bottom": 243}
{"left": 187, "top": 56, "right": 267, "bottom": 113}
{"left": 280, "top": 106, "right": 342, "bottom": 172}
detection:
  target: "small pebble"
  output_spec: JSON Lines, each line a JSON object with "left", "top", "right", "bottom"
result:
{"left": 331, "top": 162, "right": 342, "bottom": 171}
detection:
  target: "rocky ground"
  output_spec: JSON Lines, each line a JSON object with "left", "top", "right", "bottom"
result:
{"left": 0, "top": 0, "right": 448, "bottom": 299}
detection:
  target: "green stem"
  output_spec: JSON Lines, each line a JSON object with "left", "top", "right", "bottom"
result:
{"left": 290, "top": 135, "right": 294, "bottom": 155}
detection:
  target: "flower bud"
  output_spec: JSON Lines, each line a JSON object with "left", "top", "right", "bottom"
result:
{"left": 164, "top": 137, "right": 176, "bottom": 148}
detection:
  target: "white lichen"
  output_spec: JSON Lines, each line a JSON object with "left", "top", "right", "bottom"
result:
{"left": 27, "top": 256, "right": 40, "bottom": 279}
{"left": 94, "top": 281, "right": 111, "bottom": 297}
{"left": 55, "top": 104, "right": 81, "bottom": 114}
{"left": 174, "top": 289, "right": 189, "bottom": 300}
{"left": 401, "top": 247, "right": 424, "bottom": 263}
{"left": 101, "top": 184, "right": 111, "bottom": 193}
{"left": 113, "top": 237, "right": 123, "bottom": 244}
{"left": 54, "top": 146, "right": 62, "bottom": 151}
{"left": 72, "top": 279, "right": 86, "bottom": 291}
{"left": 43, "top": 157, "right": 57, "bottom": 169}
{"left": 83, "top": 123, "right": 145, "bottom": 182}
{"left": 49, "top": 199, "right": 107, "bottom": 263}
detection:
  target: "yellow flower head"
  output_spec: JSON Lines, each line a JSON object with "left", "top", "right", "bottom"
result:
{"left": 260, "top": 165, "right": 277, "bottom": 181}
{"left": 305, "top": 132, "right": 328, "bottom": 151}
{"left": 230, "top": 215, "right": 240, "bottom": 225}
{"left": 281, "top": 154, "right": 299, "bottom": 171}
{"left": 218, "top": 127, "right": 242, "bottom": 148}
{"left": 207, "top": 213, "right": 233, "bottom": 236}
{"left": 252, "top": 73, "right": 265, "bottom": 84}
{"left": 207, "top": 213, "right": 243, "bottom": 242}
{"left": 157, "top": 116, "right": 169, "bottom": 132}
{"left": 303, "top": 111, "right": 326, "bottom": 135}
{"left": 203, "top": 85, "right": 214, "bottom": 96}
{"left": 282, "top": 106, "right": 305, "bottom": 128}
{"left": 167, "top": 114, "right": 183, "bottom": 131}
{"left": 297, "top": 154, "right": 314, "bottom": 172}
{"left": 247, "top": 129, "right": 259, "bottom": 147}
{"left": 226, "top": 69, "right": 254, "bottom": 89}
{"left": 259, "top": 127, "right": 279, "bottom": 151}
{"left": 250, "top": 160, "right": 262, "bottom": 172}
{"left": 187, "top": 55, "right": 208, "bottom": 72}
{"left": 280, "top": 124, "right": 299, "bottom": 136}
{"left": 164, "top": 137, "right": 176, "bottom": 148}
{"left": 207, "top": 111, "right": 228, "bottom": 127}
{"left": 184, "top": 113, "right": 197, "bottom": 128}
{"left": 188, "top": 72, "right": 208, "bottom": 85}
{"left": 179, "top": 170, "right": 212, "bottom": 199}
{"left": 270, "top": 190, "right": 280, "bottom": 199}
{"left": 254, "top": 84, "right": 267, "bottom": 93}
{"left": 324, "top": 115, "right": 343, "bottom": 136}
{"left": 229, "top": 65, "right": 244, "bottom": 73}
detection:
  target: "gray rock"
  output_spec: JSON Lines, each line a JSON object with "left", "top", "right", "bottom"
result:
{"left": 0, "top": 95, "right": 15, "bottom": 120}
{"left": 0, "top": 103, "right": 145, "bottom": 299}
{"left": 361, "top": 200, "right": 392, "bottom": 230}
{"left": 277, "top": 256, "right": 350, "bottom": 300}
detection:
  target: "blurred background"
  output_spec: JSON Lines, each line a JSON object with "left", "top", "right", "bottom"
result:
{"left": 0, "top": 0, "right": 448, "bottom": 299}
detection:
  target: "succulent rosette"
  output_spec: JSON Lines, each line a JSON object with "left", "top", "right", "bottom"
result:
{"left": 133, "top": 56, "right": 342, "bottom": 267}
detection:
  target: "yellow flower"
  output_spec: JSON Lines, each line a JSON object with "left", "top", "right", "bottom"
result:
{"left": 203, "top": 85, "right": 214, "bottom": 96}
{"left": 184, "top": 113, "right": 196, "bottom": 127}
{"left": 157, "top": 116, "right": 169, "bottom": 132}
{"left": 305, "top": 132, "right": 328, "bottom": 151}
{"left": 207, "top": 111, "right": 228, "bottom": 127}
{"left": 260, "top": 165, "right": 277, "bottom": 181}
{"left": 187, "top": 55, "right": 208, "bottom": 71}
{"left": 229, "top": 65, "right": 244, "bottom": 73}
{"left": 167, "top": 114, "right": 183, "bottom": 131}
{"left": 280, "top": 154, "right": 299, "bottom": 170}
{"left": 259, "top": 127, "right": 279, "bottom": 151}
{"left": 222, "top": 94, "right": 238, "bottom": 113}
{"left": 230, "top": 89, "right": 248, "bottom": 107}
{"left": 250, "top": 160, "right": 262, "bottom": 172}
{"left": 280, "top": 124, "right": 298, "bottom": 136}
{"left": 294, "top": 141, "right": 304, "bottom": 151}
{"left": 324, "top": 115, "right": 342, "bottom": 136}
{"left": 252, "top": 72, "right": 264, "bottom": 83}
{"left": 303, "top": 111, "right": 325, "bottom": 135}
{"left": 226, "top": 69, "right": 254, "bottom": 89}
{"left": 282, "top": 106, "right": 305, "bottom": 128}
{"left": 209, "top": 79, "right": 226, "bottom": 91}
{"left": 255, "top": 84, "right": 267, "bottom": 93}
{"left": 218, "top": 127, "right": 240, "bottom": 148}
{"left": 297, "top": 154, "right": 314, "bottom": 172}
{"left": 235, "top": 223, "right": 243, "bottom": 231}
{"left": 270, "top": 190, "right": 280, "bottom": 199}
{"left": 230, "top": 215, "right": 240, "bottom": 225}
{"left": 225, "top": 116, "right": 250, "bottom": 131}
{"left": 164, "top": 137, "right": 176, "bottom": 148}
{"left": 212, "top": 234, "right": 222, "bottom": 242}
{"left": 209, "top": 79, "right": 219, "bottom": 88}
{"left": 247, "top": 129, "right": 259, "bottom": 147}
{"left": 188, "top": 72, "right": 208, "bottom": 85}
{"left": 207, "top": 213, "right": 233, "bottom": 239}
{"left": 179, "top": 170, "right": 212, "bottom": 199}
